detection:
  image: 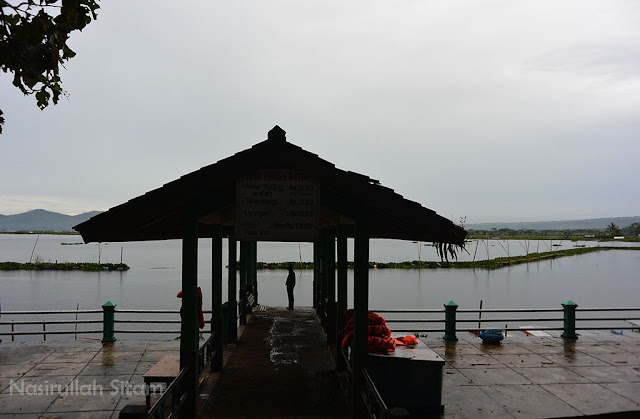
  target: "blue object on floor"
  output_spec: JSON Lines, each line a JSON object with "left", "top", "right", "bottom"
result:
{"left": 480, "top": 329, "right": 504, "bottom": 344}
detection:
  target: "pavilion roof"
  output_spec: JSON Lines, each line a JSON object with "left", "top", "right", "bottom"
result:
{"left": 74, "top": 126, "right": 467, "bottom": 249}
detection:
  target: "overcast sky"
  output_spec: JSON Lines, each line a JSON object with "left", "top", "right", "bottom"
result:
{"left": 1, "top": 1, "right": 638, "bottom": 223}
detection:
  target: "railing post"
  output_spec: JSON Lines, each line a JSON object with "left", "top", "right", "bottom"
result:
{"left": 561, "top": 300, "right": 578, "bottom": 339}
{"left": 102, "top": 301, "right": 116, "bottom": 343}
{"left": 443, "top": 301, "right": 458, "bottom": 341}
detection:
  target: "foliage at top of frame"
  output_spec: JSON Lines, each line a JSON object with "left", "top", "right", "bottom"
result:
{"left": 0, "top": 0, "right": 100, "bottom": 134}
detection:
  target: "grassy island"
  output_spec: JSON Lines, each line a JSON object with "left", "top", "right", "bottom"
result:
{"left": 0, "top": 262, "right": 129, "bottom": 271}
{"left": 257, "top": 246, "right": 640, "bottom": 271}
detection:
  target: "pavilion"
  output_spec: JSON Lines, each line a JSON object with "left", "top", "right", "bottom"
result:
{"left": 74, "top": 125, "right": 467, "bottom": 417}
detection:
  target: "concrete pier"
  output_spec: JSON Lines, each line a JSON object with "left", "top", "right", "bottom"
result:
{"left": 0, "top": 308, "right": 638, "bottom": 418}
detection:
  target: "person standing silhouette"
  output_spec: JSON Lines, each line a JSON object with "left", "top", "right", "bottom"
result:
{"left": 286, "top": 263, "right": 296, "bottom": 310}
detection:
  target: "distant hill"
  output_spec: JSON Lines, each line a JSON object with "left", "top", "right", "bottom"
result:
{"left": 467, "top": 216, "right": 640, "bottom": 231}
{"left": 0, "top": 209, "right": 102, "bottom": 232}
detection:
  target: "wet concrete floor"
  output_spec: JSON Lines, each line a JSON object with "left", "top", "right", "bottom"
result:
{"left": 420, "top": 329, "right": 640, "bottom": 418}
{"left": 201, "top": 306, "right": 348, "bottom": 418}
{"left": 0, "top": 338, "right": 179, "bottom": 418}
{"left": 0, "top": 308, "right": 639, "bottom": 418}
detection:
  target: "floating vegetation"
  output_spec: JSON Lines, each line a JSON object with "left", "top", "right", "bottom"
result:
{"left": 0, "top": 262, "right": 129, "bottom": 271}
{"left": 254, "top": 247, "right": 640, "bottom": 271}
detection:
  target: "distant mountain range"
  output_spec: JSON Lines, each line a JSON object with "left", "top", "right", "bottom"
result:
{"left": 1, "top": 210, "right": 639, "bottom": 233}
{"left": 467, "top": 216, "right": 640, "bottom": 231}
{"left": 0, "top": 209, "right": 102, "bottom": 232}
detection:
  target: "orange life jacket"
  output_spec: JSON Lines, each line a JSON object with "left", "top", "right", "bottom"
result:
{"left": 340, "top": 309, "right": 418, "bottom": 353}
{"left": 177, "top": 287, "right": 205, "bottom": 329}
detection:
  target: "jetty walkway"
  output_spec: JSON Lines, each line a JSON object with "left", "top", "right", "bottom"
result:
{"left": 0, "top": 307, "right": 639, "bottom": 418}
{"left": 201, "top": 306, "right": 348, "bottom": 417}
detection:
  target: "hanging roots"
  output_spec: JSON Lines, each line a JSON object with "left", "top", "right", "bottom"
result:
{"left": 433, "top": 242, "right": 464, "bottom": 262}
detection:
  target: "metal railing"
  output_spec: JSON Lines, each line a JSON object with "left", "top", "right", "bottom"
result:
{"left": 373, "top": 303, "right": 640, "bottom": 340}
{"left": 197, "top": 332, "right": 217, "bottom": 377}
{"left": 147, "top": 367, "right": 188, "bottom": 419}
{"left": 146, "top": 331, "right": 217, "bottom": 419}
{"left": 361, "top": 368, "right": 409, "bottom": 419}
{"left": 0, "top": 306, "right": 221, "bottom": 341}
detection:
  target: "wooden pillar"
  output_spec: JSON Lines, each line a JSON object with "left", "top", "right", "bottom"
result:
{"left": 315, "top": 236, "right": 324, "bottom": 317}
{"left": 239, "top": 241, "right": 247, "bottom": 325}
{"left": 252, "top": 241, "right": 258, "bottom": 305}
{"left": 352, "top": 221, "right": 369, "bottom": 418}
{"left": 211, "top": 224, "right": 223, "bottom": 371}
{"left": 180, "top": 210, "right": 199, "bottom": 417}
{"left": 227, "top": 234, "right": 238, "bottom": 343}
{"left": 326, "top": 226, "right": 337, "bottom": 344}
{"left": 336, "top": 225, "right": 348, "bottom": 371}
{"left": 245, "top": 241, "right": 253, "bottom": 314}
{"left": 320, "top": 227, "right": 329, "bottom": 325}
{"left": 313, "top": 240, "right": 319, "bottom": 309}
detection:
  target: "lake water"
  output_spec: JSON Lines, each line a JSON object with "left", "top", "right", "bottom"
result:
{"left": 1, "top": 234, "right": 638, "bottom": 339}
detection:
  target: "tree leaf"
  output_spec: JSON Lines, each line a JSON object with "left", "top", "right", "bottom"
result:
{"left": 62, "top": 44, "right": 76, "bottom": 59}
{"left": 36, "top": 89, "right": 51, "bottom": 109}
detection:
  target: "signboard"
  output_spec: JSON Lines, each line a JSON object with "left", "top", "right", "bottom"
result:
{"left": 236, "top": 171, "right": 319, "bottom": 241}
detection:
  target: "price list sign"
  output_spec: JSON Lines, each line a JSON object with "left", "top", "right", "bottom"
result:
{"left": 236, "top": 171, "right": 319, "bottom": 241}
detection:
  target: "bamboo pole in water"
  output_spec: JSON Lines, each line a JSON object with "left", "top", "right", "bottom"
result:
{"left": 29, "top": 235, "right": 40, "bottom": 263}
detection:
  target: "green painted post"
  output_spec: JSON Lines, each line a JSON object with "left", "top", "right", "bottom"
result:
{"left": 561, "top": 300, "right": 578, "bottom": 339}
{"left": 336, "top": 225, "right": 348, "bottom": 371}
{"left": 228, "top": 235, "right": 237, "bottom": 343}
{"left": 101, "top": 301, "right": 116, "bottom": 343}
{"left": 239, "top": 241, "right": 247, "bottom": 325}
{"left": 180, "top": 210, "right": 199, "bottom": 418}
{"left": 444, "top": 301, "right": 458, "bottom": 341}
{"left": 326, "top": 226, "right": 337, "bottom": 344}
{"left": 211, "top": 225, "right": 223, "bottom": 371}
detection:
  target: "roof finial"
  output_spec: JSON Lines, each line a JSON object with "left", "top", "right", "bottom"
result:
{"left": 268, "top": 125, "right": 286, "bottom": 142}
